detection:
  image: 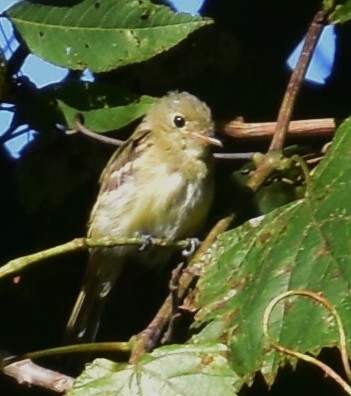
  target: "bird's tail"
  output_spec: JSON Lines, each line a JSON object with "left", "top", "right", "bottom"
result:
{"left": 64, "top": 249, "right": 123, "bottom": 344}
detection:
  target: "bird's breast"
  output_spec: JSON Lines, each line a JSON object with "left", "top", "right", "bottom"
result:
{"left": 89, "top": 160, "right": 213, "bottom": 242}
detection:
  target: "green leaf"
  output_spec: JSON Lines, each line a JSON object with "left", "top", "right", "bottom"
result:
{"left": 50, "top": 81, "right": 157, "bottom": 132}
{"left": 192, "top": 116, "right": 351, "bottom": 384}
{"left": 67, "top": 344, "right": 240, "bottom": 396}
{"left": 329, "top": 1, "right": 351, "bottom": 23}
{"left": 7, "top": 0, "right": 212, "bottom": 72}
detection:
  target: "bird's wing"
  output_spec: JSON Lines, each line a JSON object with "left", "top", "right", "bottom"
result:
{"left": 99, "top": 127, "right": 152, "bottom": 192}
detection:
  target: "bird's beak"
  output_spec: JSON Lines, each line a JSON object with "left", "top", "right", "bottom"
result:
{"left": 191, "top": 132, "right": 223, "bottom": 147}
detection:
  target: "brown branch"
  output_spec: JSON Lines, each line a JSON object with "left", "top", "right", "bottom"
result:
{"left": 129, "top": 214, "right": 234, "bottom": 363}
{"left": 2, "top": 359, "right": 74, "bottom": 393}
{"left": 246, "top": 9, "right": 328, "bottom": 193}
{"left": 1, "top": 342, "right": 130, "bottom": 393}
{"left": 221, "top": 118, "right": 337, "bottom": 140}
{"left": 269, "top": 11, "right": 327, "bottom": 152}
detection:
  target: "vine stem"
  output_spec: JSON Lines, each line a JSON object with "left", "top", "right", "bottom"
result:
{"left": 263, "top": 290, "right": 351, "bottom": 394}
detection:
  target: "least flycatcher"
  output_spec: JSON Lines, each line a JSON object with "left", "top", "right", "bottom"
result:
{"left": 65, "top": 91, "right": 221, "bottom": 342}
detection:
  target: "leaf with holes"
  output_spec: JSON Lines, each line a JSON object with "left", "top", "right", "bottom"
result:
{"left": 191, "top": 116, "right": 351, "bottom": 385}
{"left": 7, "top": 0, "right": 212, "bottom": 72}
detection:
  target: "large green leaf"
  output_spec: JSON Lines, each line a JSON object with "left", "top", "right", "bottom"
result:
{"left": 7, "top": 0, "right": 212, "bottom": 72}
{"left": 66, "top": 344, "right": 240, "bottom": 396}
{"left": 192, "top": 116, "right": 351, "bottom": 384}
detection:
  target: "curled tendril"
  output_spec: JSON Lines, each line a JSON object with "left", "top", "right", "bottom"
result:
{"left": 263, "top": 290, "right": 351, "bottom": 395}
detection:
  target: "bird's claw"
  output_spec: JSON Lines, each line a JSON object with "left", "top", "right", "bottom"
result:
{"left": 182, "top": 238, "right": 200, "bottom": 256}
{"left": 139, "top": 234, "right": 153, "bottom": 251}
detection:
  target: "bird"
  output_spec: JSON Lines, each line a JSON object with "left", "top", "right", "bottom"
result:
{"left": 65, "top": 91, "right": 221, "bottom": 343}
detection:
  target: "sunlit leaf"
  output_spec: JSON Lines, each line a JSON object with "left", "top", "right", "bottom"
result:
{"left": 192, "top": 116, "right": 351, "bottom": 384}
{"left": 7, "top": 0, "right": 212, "bottom": 72}
{"left": 67, "top": 344, "right": 240, "bottom": 396}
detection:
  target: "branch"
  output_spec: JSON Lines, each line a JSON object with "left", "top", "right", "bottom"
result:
{"left": 1, "top": 343, "right": 130, "bottom": 393}
{"left": 0, "top": 237, "right": 190, "bottom": 280}
{"left": 2, "top": 359, "right": 74, "bottom": 394}
{"left": 246, "top": 9, "right": 328, "bottom": 193}
{"left": 221, "top": 118, "right": 337, "bottom": 140}
{"left": 269, "top": 11, "right": 327, "bottom": 152}
{"left": 129, "top": 214, "right": 234, "bottom": 363}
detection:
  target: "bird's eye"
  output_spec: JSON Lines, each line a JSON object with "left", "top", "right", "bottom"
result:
{"left": 173, "top": 115, "right": 186, "bottom": 128}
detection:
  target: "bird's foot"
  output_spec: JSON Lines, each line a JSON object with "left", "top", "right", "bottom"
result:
{"left": 182, "top": 238, "right": 200, "bottom": 256}
{"left": 139, "top": 234, "right": 154, "bottom": 251}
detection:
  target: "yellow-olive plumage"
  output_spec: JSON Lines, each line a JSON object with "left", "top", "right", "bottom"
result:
{"left": 65, "top": 91, "right": 221, "bottom": 342}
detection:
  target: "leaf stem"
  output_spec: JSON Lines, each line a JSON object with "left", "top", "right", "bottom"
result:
{"left": 23, "top": 342, "right": 130, "bottom": 361}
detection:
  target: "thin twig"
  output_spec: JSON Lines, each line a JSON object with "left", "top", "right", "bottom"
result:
{"left": 65, "top": 115, "right": 124, "bottom": 146}
{"left": 214, "top": 152, "right": 254, "bottom": 160}
{"left": 263, "top": 290, "right": 351, "bottom": 394}
{"left": 129, "top": 214, "right": 234, "bottom": 363}
{"left": 161, "top": 262, "right": 184, "bottom": 344}
{"left": 0, "top": 237, "right": 190, "bottom": 280}
{"left": 0, "top": 126, "right": 33, "bottom": 145}
{"left": 272, "top": 346, "right": 351, "bottom": 395}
